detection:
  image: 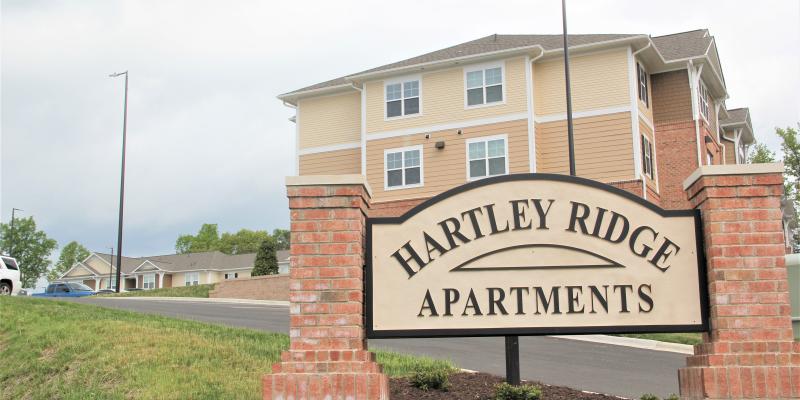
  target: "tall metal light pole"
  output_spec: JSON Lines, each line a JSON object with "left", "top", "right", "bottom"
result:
{"left": 8, "top": 208, "right": 23, "bottom": 257}
{"left": 562, "top": 0, "right": 576, "bottom": 176}
{"left": 109, "top": 71, "right": 128, "bottom": 293}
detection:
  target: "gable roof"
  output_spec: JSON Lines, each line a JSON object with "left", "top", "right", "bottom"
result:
{"left": 92, "top": 252, "right": 143, "bottom": 274}
{"left": 720, "top": 107, "right": 754, "bottom": 144}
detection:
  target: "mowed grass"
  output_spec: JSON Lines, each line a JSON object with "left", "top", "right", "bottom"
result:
{"left": 617, "top": 332, "right": 703, "bottom": 345}
{"left": 99, "top": 283, "right": 215, "bottom": 298}
{"left": 0, "top": 297, "right": 455, "bottom": 400}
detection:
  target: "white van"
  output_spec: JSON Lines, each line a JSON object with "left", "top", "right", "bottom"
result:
{"left": 0, "top": 255, "right": 21, "bottom": 296}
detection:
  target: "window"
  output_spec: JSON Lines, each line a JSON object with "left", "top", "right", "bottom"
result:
{"left": 143, "top": 274, "right": 156, "bottom": 289}
{"left": 1, "top": 257, "right": 18, "bottom": 270}
{"left": 185, "top": 272, "right": 200, "bottom": 286}
{"left": 641, "top": 135, "right": 654, "bottom": 178}
{"left": 467, "top": 135, "right": 508, "bottom": 180}
{"left": 465, "top": 65, "right": 503, "bottom": 107}
{"left": 637, "top": 62, "right": 649, "bottom": 107}
{"left": 68, "top": 283, "right": 93, "bottom": 291}
{"left": 384, "top": 146, "right": 423, "bottom": 189}
{"left": 385, "top": 79, "right": 420, "bottom": 118}
{"left": 102, "top": 278, "right": 116, "bottom": 290}
{"left": 698, "top": 81, "right": 709, "bottom": 121}
{"left": 55, "top": 284, "right": 69, "bottom": 293}
{"left": 224, "top": 272, "right": 239, "bottom": 280}
{"left": 707, "top": 150, "right": 714, "bottom": 166}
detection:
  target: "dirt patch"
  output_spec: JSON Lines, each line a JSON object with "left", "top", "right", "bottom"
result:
{"left": 390, "top": 372, "right": 626, "bottom": 400}
{"left": 38, "top": 347, "right": 57, "bottom": 361}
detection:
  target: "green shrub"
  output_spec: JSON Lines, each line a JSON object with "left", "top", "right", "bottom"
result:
{"left": 409, "top": 366, "right": 450, "bottom": 391}
{"left": 665, "top": 395, "right": 679, "bottom": 400}
{"left": 640, "top": 395, "right": 660, "bottom": 400}
{"left": 494, "top": 382, "right": 542, "bottom": 400}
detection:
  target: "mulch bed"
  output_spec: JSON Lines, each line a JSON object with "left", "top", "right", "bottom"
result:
{"left": 390, "top": 372, "right": 626, "bottom": 400}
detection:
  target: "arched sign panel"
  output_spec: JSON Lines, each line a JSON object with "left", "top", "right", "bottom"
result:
{"left": 366, "top": 174, "right": 708, "bottom": 338}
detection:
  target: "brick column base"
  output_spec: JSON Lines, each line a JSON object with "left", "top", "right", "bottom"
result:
{"left": 678, "top": 165, "right": 800, "bottom": 399}
{"left": 264, "top": 176, "right": 389, "bottom": 400}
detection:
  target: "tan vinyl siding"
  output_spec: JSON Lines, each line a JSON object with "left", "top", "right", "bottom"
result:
{"left": 534, "top": 48, "right": 630, "bottom": 116}
{"left": 365, "top": 58, "right": 527, "bottom": 134}
{"left": 536, "top": 112, "right": 634, "bottom": 182}
{"left": 297, "top": 92, "right": 361, "bottom": 149}
{"left": 639, "top": 119, "right": 657, "bottom": 192}
{"left": 366, "top": 119, "right": 529, "bottom": 202}
{"left": 722, "top": 138, "right": 736, "bottom": 165}
{"left": 636, "top": 59, "right": 654, "bottom": 124}
{"left": 64, "top": 266, "right": 94, "bottom": 278}
{"left": 299, "top": 148, "right": 361, "bottom": 175}
{"left": 84, "top": 255, "right": 111, "bottom": 274}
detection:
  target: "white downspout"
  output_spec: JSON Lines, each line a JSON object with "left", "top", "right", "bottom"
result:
{"left": 689, "top": 61, "right": 704, "bottom": 166}
{"left": 350, "top": 83, "right": 366, "bottom": 176}
{"left": 283, "top": 101, "right": 299, "bottom": 175}
{"left": 527, "top": 47, "right": 545, "bottom": 173}
{"left": 632, "top": 42, "right": 652, "bottom": 200}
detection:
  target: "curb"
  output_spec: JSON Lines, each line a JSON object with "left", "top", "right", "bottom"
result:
{"left": 549, "top": 334, "right": 694, "bottom": 354}
{"left": 97, "top": 297, "right": 289, "bottom": 306}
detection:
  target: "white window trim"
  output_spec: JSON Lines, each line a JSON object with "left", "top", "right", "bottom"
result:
{"left": 641, "top": 135, "right": 653, "bottom": 179}
{"left": 465, "top": 134, "right": 510, "bottom": 181}
{"left": 383, "top": 75, "right": 422, "bottom": 121}
{"left": 143, "top": 273, "right": 156, "bottom": 290}
{"left": 637, "top": 62, "right": 649, "bottom": 108}
{"left": 463, "top": 61, "right": 506, "bottom": 109}
{"left": 185, "top": 272, "right": 200, "bottom": 286}
{"left": 383, "top": 145, "right": 424, "bottom": 191}
{"left": 698, "top": 80, "right": 710, "bottom": 122}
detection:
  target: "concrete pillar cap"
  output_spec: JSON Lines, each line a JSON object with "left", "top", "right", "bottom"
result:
{"left": 285, "top": 174, "right": 372, "bottom": 197}
{"left": 682, "top": 163, "right": 783, "bottom": 190}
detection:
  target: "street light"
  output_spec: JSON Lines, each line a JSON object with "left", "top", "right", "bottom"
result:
{"left": 8, "top": 208, "right": 23, "bottom": 257}
{"left": 109, "top": 70, "right": 128, "bottom": 293}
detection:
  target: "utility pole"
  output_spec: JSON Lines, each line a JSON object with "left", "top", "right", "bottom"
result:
{"left": 562, "top": 0, "right": 576, "bottom": 176}
{"left": 109, "top": 71, "right": 128, "bottom": 293}
{"left": 8, "top": 208, "right": 23, "bottom": 257}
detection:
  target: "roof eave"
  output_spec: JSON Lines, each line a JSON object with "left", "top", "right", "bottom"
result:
{"left": 278, "top": 83, "right": 356, "bottom": 106}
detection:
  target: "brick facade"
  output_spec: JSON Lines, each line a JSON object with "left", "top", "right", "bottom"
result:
{"left": 678, "top": 166, "right": 800, "bottom": 399}
{"left": 210, "top": 274, "right": 289, "bottom": 301}
{"left": 264, "top": 179, "right": 388, "bottom": 399}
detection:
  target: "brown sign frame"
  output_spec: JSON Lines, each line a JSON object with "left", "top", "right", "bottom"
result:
{"left": 365, "top": 173, "right": 709, "bottom": 339}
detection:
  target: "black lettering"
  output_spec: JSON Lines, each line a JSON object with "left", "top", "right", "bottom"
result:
{"left": 438, "top": 217, "right": 472, "bottom": 250}
{"left": 638, "top": 284, "right": 654, "bottom": 313}
{"left": 417, "top": 289, "right": 438, "bottom": 317}
{"left": 509, "top": 287, "right": 529, "bottom": 315}
{"left": 461, "top": 289, "right": 483, "bottom": 316}
{"left": 443, "top": 288, "right": 460, "bottom": 316}
{"left": 531, "top": 199, "right": 555, "bottom": 230}
{"left": 534, "top": 286, "right": 562, "bottom": 315}
{"left": 509, "top": 199, "right": 532, "bottom": 230}
{"left": 590, "top": 207, "right": 608, "bottom": 237}
{"left": 567, "top": 202, "right": 591, "bottom": 234}
{"left": 589, "top": 285, "right": 610, "bottom": 314}
{"left": 602, "top": 212, "right": 630, "bottom": 243}
{"left": 460, "top": 207, "right": 485, "bottom": 240}
{"left": 487, "top": 288, "right": 509, "bottom": 315}
{"left": 423, "top": 231, "right": 448, "bottom": 263}
{"left": 613, "top": 285, "right": 634, "bottom": 313}
{"left": 566, "top": 286, "right": 584, "bottom": 314}
{"left": 649, "top": 238, "right": 680, "bottom": 272}
{"left": 484, "top": 204, "right": 510, "bottom": 234}
{"left": 629, "top": 225, "right": 657, "bottom": 258}
{"left": 391, "top": 241, "right": 428, "bottom": 278}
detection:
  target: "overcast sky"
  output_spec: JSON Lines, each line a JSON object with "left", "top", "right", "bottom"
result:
{"left": 2, "top": 0, "right": 799, "bottom": 264}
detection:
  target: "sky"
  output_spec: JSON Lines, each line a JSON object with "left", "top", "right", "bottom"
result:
{"left": 1, "top": 0, "right": 799, "bottom": 270}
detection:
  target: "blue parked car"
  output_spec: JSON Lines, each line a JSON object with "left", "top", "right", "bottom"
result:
{"left": 32, "top": 282, "right": 96, "bottom": 298}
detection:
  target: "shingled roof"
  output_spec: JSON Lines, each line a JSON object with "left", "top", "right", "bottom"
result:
{"left": 720, "top": 108, "right": 750, "bottom": 126}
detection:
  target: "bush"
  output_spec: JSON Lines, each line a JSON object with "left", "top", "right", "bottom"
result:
{"left": 640, "top": 395, "right": 660, "bottom": 400}
{"left": 665, "top": 395, "right": 679, "bottom": 400}
{"left": 409, "top": 366, "right": 450, "bottom": 391}
{"left": 494, "top": 382, "right": 542, "bottom": 400}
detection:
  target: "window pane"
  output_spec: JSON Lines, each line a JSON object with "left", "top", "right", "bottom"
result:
{"left": 487, "top": 139, "right": 505, "bottom": 157}
{"left": 403, "top": 80, "right": 419, "bottom": 97}
{"left": 485, "top": 68, "right": 502, "bottom": 85}
{"left": 387, "top": 169, "right": 403, "bottom": 187}
{"left": 486, "top": 85, "right": 503, "bottom": 103}
{"left": 386, "top": 100, "right": 402, "bottom": 117}
{"left": 466, "top": 71, "right": 483, "bottom": 88}
{"left": 386, "top": 152, "right": 402, "bottom": 169}
{"left": 469, "top": 160, "right": 486, "bottom": 178}
{"left": 405, "top": 167, "right": 421, "bottom": 185}
{"left": 488, "top": 157, "right": 506, "bottom": 175}
{"left": 386, "top": 83, "right": 401, "bottom": 101}
{"left": 467, "top": 88, "right": 484, "bottom": 106}
{"left": 404, "top": 150, "right": 420, "bottom": 167}
{"left": 404, "top": 97, "right": 419, "bottom": 115}
{"left": 468, "top": 142, "right": 485, "bottom": 160}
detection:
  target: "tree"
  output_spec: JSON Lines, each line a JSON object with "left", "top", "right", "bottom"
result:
{"left": 777, "top": 125, "right": 800, "bottom": 199}
{"left": 252, "top": 238, "right": 278, "bottom": 276}
{"left": 48, "top": 241, "right": 90, "bottom": 282}
{"left": 175, "top": 223, "right": 220, "bottom": 253}
{"left": 0, "top": 216, "right": 58, "bottom": 287}
{"left": 748, "top": 142, "right": 776, "bottom": 164}
{"left": 219, "top": 229, "right": 271, "bottom": 255}
{"left": 272, "top": 228, "right": 290, "bottom": 250}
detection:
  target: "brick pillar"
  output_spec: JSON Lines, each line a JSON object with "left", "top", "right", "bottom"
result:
{"left": 264, "top": 176, "right": 389, "bottom": 400}
{"left": 679, "top": 164, "right": 800, "bottom": 399}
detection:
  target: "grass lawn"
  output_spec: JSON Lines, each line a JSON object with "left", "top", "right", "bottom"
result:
{"left": 617, "top": 332, "right": 703, "bottom": 346}
{"left": 0, "top": 296, "right": 455, "bottom": 400}
{"left": 99, "top": 283, "right": 215, "bottom": 298}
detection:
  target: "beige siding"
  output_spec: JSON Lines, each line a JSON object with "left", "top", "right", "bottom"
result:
{"left": 639, "top": 119, "right": 657, "bottom": 192}
{"left": 722, "top": 138, "right": 736, "bottom": 165}
{"left": 636, "top": 58, "right": 654, "bottom": 124}
{"left": 536, "top": 112, "right": 634, "bottom": 182}
{"left": 298, "top": 92, "right": 361, "bottom": 149}
{"left": 366, "top": 119, "right": 529, "bottom": 202}
{"left": 64, "top": 265, "right": 94, "bottom": 278}
{"left": 299, "top": 148, "right": 361, "bottom": 175}
{"left": 84, "top": 255, "right": 111, "bottom": 275}
{"left": 365, "top": 57, "right": 527, "bottom": 134}
{"left": 534, "top": 48, "right": 630, "bottom": 116}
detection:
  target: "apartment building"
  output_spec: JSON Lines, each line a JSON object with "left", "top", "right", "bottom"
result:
{"left": 278, "top": 29, "right": 754, "bottom": 214}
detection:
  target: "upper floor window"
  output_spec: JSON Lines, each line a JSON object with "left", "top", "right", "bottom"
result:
{"left": 385, "top": 79, "right": 420, "bottom": 118}
{"left": 641, "top": 135, "right": 653, "bottom": 179}
{"left": 467, "top": 135, "right": 507, "bottom": 180}
{"left": 637, "top": 62, "right": 649, "bottom": 107}
{"left": 385, "top": 146, "right": 422, "bottom": 190}
{"left": 185, "top": 272, "right": 199, "bottom": 286}
{"left": 698, "top": 81, "right": 709, "bottom": 121}
{"left": 465, "top": 64, "right": 503, "bottom": 107}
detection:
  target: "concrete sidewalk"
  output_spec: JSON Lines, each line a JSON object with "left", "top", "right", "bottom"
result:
{"left": 98, "top": 296, "right": 289, "bottom": 306}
